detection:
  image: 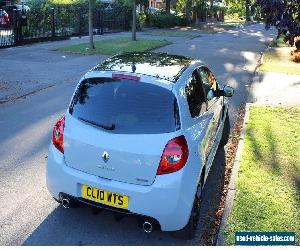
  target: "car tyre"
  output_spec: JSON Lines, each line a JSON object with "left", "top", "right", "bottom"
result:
{"left": 220, "top": 111, "right": 230, "bottom": 147}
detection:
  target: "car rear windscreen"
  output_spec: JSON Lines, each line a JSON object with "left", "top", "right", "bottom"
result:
{"left": 69, "top": 77, "right": 180, "bottom": 134}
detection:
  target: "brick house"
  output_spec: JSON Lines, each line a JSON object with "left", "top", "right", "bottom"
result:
{"left": 149, "top": 0, "right": 164, "bottom": 9}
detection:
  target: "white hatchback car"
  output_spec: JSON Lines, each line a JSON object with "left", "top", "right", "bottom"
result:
{"left": 46, "top": 52, "right": 234, "bottom": 239}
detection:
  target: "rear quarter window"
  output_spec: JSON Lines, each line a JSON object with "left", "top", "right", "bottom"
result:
{"left": 69, "top": 77, "right": 180, "bottom": 134}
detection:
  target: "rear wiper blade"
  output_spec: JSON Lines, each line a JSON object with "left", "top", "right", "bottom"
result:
{"left": 78, "top": 117, "right": 115, "bottom": 131}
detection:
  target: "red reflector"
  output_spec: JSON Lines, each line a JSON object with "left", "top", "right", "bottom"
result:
{"left": 112, "top": 73, "right": 140, "bottom": 81}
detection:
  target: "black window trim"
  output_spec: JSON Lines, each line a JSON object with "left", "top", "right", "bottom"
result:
{"left": 185, "top": 70, "right": 208, "bottom": 119}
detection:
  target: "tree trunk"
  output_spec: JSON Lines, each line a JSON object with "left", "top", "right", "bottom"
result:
{"left": 165, "top": 0, "right": 171, "bottom": 14}
{"left": 143, "top": 0, "right": 149, "bottom": 12}
{"left": 132, "top": 0, "right": 137, "bottom": 41}
{"left": 295, "top": 37, "right": 300, "bottom": 50}
{"left": 89, "top": 0, "right": 95, "bottom": 50}
{"left": 245, "top": 0, "right": 251, "bottom": 21}
{"left": 185, "top": 0, "right": 193, "bottom": 24}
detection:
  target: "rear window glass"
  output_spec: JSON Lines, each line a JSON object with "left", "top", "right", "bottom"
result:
{"left": 69, "top": 77, "right": 180, "bottom": 134}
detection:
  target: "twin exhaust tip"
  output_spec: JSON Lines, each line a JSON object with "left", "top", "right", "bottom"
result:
{"left": 60, "top": 195, "right": 155, "bottom": 234}
{"left": 61, "top": 198, "right": 70, "bottom": 209}
{"left": 142, "top": 221, "right": 153, "bottom": 234}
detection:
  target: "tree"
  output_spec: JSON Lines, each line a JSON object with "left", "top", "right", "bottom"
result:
{"left": 165, "top": 0, "right": 171, "bottom": 14}
{"left": 132, "top": 0, "right": 136, "bottom": 41}
{"left": 88, "top": 0, "right": 95, "bottom": 50}
{"left": 185, "top": 0, "right": 193, "bottom": 24}
{"left": 254, "top": 0, "right": 300, "bottom": 46}
{"left": 143, "top": 0, "right": 149, "bottom": 12}
{"left": 245, "top": 0, "right": 251, "bottom": 21}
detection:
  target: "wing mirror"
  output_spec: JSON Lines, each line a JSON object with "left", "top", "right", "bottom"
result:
{"left": 207, "top": 85, "right": 235, "bottom": 100}
{"left": 223, "top": 85, "right": 234, "bottom": 97}
{"left": 207, "top": 89, "right": 215, "bottom": 101}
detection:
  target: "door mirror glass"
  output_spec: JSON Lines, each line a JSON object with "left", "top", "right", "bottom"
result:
{"left": 207, "top": 89, "right": 215, "bottom": 101}
{"left": 223, "top": 85, "right": 234, "bottom": 97}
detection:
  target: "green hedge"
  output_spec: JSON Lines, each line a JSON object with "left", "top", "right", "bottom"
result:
{"left": 21, "top": 1, "right": 131, "bottom": 40}
{"left": 146, "top": 11, "right": 187, "bottom": 28}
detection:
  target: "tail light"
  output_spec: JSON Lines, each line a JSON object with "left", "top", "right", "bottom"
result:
{"left": 52, "top": 116, "right": 65, "bottom": 153}
{"left": 157, "top": 136, "right": 189, "bottom": 175}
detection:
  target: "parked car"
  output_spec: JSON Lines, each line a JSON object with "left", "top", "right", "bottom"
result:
{"left": 46, "top": 52, "right": 234, "bottom": 239}
{"left": 5, "top": 4, "right": 30, "bottom": 12}
{"left": 4, "top": 4, "right": 30, "bottom": 22}
{"left": 0, "top": 9, "right": 9, "bottom": 27}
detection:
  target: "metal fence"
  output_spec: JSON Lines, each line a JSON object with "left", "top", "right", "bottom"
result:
{"left": 0, "top": 26, "right": 14, "bottom": 47}
{"left": 0, "top": 5, "right": 130, "bottom": 48}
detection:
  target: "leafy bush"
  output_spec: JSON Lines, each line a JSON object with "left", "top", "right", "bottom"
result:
{"left": 254, "top": 0, "right": 300, "bottom": 46}
{"left": 207, "top": 5, "right": 225, "bottom": 16}
{"left": 290, "top": 37, "right": 300, "bottom": 63}
{"left": 290, "top": 49, "right": 300, "bottom": 63}
{"left": 137, "top": 12, "right": 146, "bottom": 29}
{"left": 225, "top": 12, "right": 243, "bottom": 21}
{"left": 224, "top": 0, "right": 246, "bottom": 20}
{"left": 27, "top": 0, "right": 104, "bottom": 10}
{"left": 146, "top": 11, "right": 186, "bottom": 28}
{"left": 26, "top": 0, "right": 51, "bottom": 10}
{"left": 21, "top": 0, "right": 130, "bottom": 40}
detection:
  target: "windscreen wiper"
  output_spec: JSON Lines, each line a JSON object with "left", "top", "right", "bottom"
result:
{"left": 78, "top": 117, "right": 115, "bottom": 131}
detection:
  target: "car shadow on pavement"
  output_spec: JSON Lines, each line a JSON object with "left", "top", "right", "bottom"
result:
{"left": 22, "top": 147, "right": 226, "bottom": 246}
{"left": 22, "top": 200, "right": 186, "bottom": 245}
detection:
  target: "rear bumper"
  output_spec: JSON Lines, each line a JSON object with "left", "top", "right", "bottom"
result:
{"left": 46, "top": 144, "right": 196, "bottom": 231}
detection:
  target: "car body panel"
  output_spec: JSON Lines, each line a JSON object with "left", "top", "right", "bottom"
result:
{"left": 47, "top": 143, "right": 201, "bottom": 231}
{"left": 64, "top": 112, "right": 181, "bottom": 186}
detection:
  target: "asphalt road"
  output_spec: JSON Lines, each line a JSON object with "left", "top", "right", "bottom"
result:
{"left": 0, "top": 23, "right": 276, "bottom": 245}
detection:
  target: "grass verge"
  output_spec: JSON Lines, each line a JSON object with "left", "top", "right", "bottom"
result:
{"left": 259, "top": 48, "right": 300, "bottom": 74}
{"left": 55, "top": 37, "right": 170, "bottom": 55}
{"left": 224, "top": 106, "right": 300, "bottom": 245}
{"left": 270, "top": 35, "right": 289, "bottom": 48}
{"left": 223, "top": 19, "right": 245, "bottom": 26}
{"left": 144, "top": 30, "right": 200, "bottom": 39}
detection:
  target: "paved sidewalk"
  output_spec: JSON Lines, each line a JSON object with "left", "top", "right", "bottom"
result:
{"left": 250, "top": 72, "right": 300, "bottom": 106}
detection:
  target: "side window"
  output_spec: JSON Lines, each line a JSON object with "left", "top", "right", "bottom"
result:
{"left": 198, "top": 67, "right": 219, "bottom": 105}
{"left": 185, "top": 71, "right": 206, "bottom": 118}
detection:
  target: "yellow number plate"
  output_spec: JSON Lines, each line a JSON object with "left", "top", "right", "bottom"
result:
{"left": 81, "top": 184, "right": 129, "bottom": 209}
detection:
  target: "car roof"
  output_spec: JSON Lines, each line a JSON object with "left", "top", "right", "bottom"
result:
{"left": 93, "top": 52, "right": 195, "bottom": 82}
